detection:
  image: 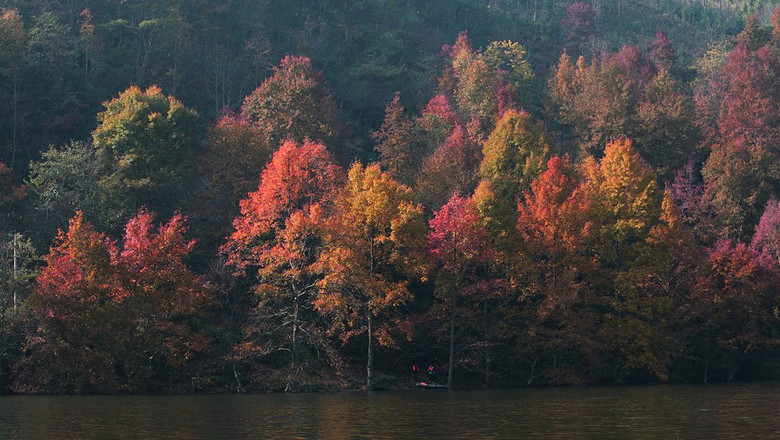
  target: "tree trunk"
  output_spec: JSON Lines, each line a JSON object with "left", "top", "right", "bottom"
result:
{"left": 12, "top": 72, "right": 18, "bottom": 167}
{"left": 292, "top": 295, "right": 300, "bottom": 369}
{"left": 527, "top": 355, "right": 537, "bottom": 387}
{"left": 483, "top": 292, "right": 490, "bottom": 388}
{"left": 367, "top": 311, "right": 373, "bottom": 390}
{"left": 448, "top": 305, "right": 455, "bottom": 389}
{"left": 12, "top": 233, "right": 17, "bottom": 311}
{"left": 727, "top": 355, "right": 741, "bottom": 382}
{"left": 233, "top": 362, "right": 243, "bottom": 393}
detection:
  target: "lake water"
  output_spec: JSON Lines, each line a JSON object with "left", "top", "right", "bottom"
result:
{"left": 1, "top": 382, "right": 779, "bottom": 439}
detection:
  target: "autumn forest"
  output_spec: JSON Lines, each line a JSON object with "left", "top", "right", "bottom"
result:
{"left": 1, "top": 0, "right": 780, "bottom": 394}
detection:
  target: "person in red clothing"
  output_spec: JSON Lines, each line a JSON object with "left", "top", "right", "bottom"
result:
{"left": 412, "top": 364, "right": 420, "bottom": 382}
{"left": 427, "top": 364, "right": 437, "bottom": 383}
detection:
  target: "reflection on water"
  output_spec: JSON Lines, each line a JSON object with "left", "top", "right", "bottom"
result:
{"left": 1, "top": 382, "right": 779, "bottom": 439}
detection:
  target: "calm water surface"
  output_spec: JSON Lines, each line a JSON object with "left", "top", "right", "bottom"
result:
{"left": 1, "top": 382, "right": 779, "bottom": 439}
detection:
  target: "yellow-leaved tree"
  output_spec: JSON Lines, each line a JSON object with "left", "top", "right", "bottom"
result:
{"left": 315, "top": 163, "right": 426, "bottom": 390}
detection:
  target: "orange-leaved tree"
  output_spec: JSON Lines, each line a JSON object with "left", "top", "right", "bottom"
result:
{"left": 693, "top": 239, "right": 780, "bottom": 381}
{"left": 18, "top": 210, "right": 211, "bottom": 393}
{"left": 117, "top": 210, "right": 213, "bottom": 386}
{"left": 516, "top": 155, "right": 595, "bottom": 384}
{"left": 315, "top": 163, "right": 426, "bottom": 390}
{"left": 241, "top": 56, "right": 345, "bottom": 158}
{"left": 417, "top": 94, "right": 458, "bottom": 153}
{"left": 222, "top": 140, "right": 342, "bottom": 377}
{"left": 16, "top": 212, "right": 125, "bottom": 393}
{"left": 581, "top": 138, "right": 668, "bottom": 382}
{"left": 372, "top": 92, "right": 423, "bottom": 186}
{"left": 417, "top": 124, "right": 482, "bottom": 211}
{"left": 753, "top": 197, "right": 780, "bottom": 268}
{"left": 191, "top": 112, "right": 273, "bottom": 254}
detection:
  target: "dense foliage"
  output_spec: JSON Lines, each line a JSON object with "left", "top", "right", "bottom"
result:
{"left": 2, "top": 0, "right": 780, "bottom": 393}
